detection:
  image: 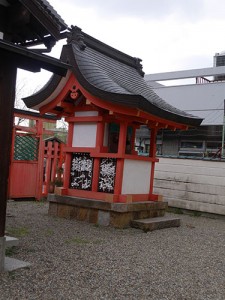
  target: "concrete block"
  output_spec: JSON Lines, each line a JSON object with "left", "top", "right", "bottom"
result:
{"left": 70, "top": 207, "right": 79, "bottom": 219}
{"left": 131, "top": 216, "right": 180, "bottom": 232}
{"left": 88, "top": 209, "right": 98, "bottom": 223}
{"left": 48, "top": 202, "right": 58, "bottom": 216}
{"left": 5, "top": 236, "right": 19, "bottom": 248}
{"left": 0, "top": 237, "right": 6, "bottom": 272}
{"left": 98, "top": 211, "right": 110, "bottom": 226}
{"left": 77, "top": 208, "right": 88, "bottom": 221}
{"left": 110, "top": 212, "right": 132, "bottom": 228}
{"left": 57, "top": 204, "right": 70, "bottom": 219}
{"left": 4, "top": 257, "right": 30, "bottom": 272}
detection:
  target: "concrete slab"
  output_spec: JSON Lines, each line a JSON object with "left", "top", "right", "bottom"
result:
{"left": 4, "top": 257, "right": 31, "bottom": 272}
{"left": 98, "top": 210, "right": 110, "bottom": 226}
{"left": 0, "top": 237, "right": 6, "bottom": 272}
{"left": 5, "top": 236, "right": 19, "bottom": 248}
{"left": 131, "top": 216, "right": 181, "bottom": 232}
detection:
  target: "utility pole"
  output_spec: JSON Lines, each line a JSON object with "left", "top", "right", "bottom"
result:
{"left": 221, "top": 99, "right": 225, "bottom": 158}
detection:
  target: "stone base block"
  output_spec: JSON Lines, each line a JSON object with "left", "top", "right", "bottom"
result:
{"left": 48, "top": 194, "right": 168, "bottom": 228}
{"left": 5, "top": 236, "right": 19, "bottom": 248}
{"left": 0, "top": 237, "right": 6, "bottom": 272}
{"left": 4, "top": 257, "right": 30, "bottom": 272}
{"left": 131, "top": 216, "right": 181, "bottom": 232}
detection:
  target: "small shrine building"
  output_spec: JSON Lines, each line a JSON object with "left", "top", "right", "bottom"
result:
{"left": 24, "top": 27, "right": 202, "bottom": 227}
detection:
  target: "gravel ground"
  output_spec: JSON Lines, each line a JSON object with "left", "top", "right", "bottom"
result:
{"left": 0, "top": 200, "right": 225, "bottom": 300}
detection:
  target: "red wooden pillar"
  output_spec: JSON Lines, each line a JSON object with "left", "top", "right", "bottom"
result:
{"left": 36, "top": 139, "right": 45, "bottom": 199}
{"left": 149, "top": 127, "right": 158, "bottom": 199}
{"left": 36, "top": 120, "right": 45, "bottom": 200}
{"left": 45, "top": 142, "right": 53, "bottom": 192}
{"left": 0, "top": 58, "right": 17, "bottom": 237}
{"left": 92, "top": 119, "right": 104, "bottom": 192}
{"left": 51, "top": 142, "right": 59, "bottom": 182}
{"left": 63, "top": 122, "right": 74, "bottom": 189}
{"left": 96, "top": 120, "right": 104, "bottom": 152}
{"left": 130, "top": 125, "right": 137, "bottom": 154}
{"left": 118, "top": 122, "right": 127, "bottom": 155}
{"left": 149, "top": 127, "right": 157, "bottom": 158}
{"left": 114, "top": 122, "right": 127, "bottom": 196}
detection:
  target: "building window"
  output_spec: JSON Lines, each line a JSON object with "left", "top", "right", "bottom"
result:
{"left": 180, "top": 141, "right": 203, "bottom": 149}
{"left": 179, "top": 140, "right": 204, "bottom": 157}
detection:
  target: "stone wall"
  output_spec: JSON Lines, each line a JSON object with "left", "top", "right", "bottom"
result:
{"left": 154, "top": 158, "right": 225, "bottom": 215}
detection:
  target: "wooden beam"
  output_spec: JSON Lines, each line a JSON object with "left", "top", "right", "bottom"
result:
{"left": 0, "top": 40, "right": 69, "bottom": 76}
{"left": 65, "top": 116, "right": 103, "bottom": 123}
{"left": 20, "top": 0, "right": 64, "bottom": 40}
{"left": 0, "top": 57, "right": 17, "bottom": 237}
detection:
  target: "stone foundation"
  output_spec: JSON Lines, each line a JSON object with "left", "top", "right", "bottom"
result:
{"left": 48, "top": 194, "right": 168, "bottom": 228}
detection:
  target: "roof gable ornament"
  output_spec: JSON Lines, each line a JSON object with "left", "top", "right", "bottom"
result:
{"left": 67, "top": 26, "right": 86, "bottom": 50}
{"left": 134, "top": 57, "right": 144, "bottom": 77}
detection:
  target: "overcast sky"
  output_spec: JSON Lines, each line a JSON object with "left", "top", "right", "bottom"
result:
{"left": 18, "top": 0, "right": 225, "bottom": 97}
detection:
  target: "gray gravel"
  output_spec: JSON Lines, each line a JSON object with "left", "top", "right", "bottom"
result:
{"left": 0, "top": 200, "right": 225, "bottom": 300}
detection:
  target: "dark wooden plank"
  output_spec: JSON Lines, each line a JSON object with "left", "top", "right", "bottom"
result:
{"left": 0, "top": 40, "right": 69, "bottom": 76}
{"left": 0, "top": 57, "right": 17, "bottom": 237}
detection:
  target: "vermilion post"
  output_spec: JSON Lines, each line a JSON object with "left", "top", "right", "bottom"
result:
{"left": 149, "top": 127, "right": 158, "bottom": 198}
{"left": 114, "top": 122, "right": 127, "bottom": 197}
{"left": 149, "top": 127, "right": 157, "bottom": 158}
{"left": 36, "top": 119, "right": 45, "bottom": 200}
{"left": 92, "top": 117, "right": 104, "bottom": 191}
{"left": 63, "top": 122, "right": 74, "bottom": 189}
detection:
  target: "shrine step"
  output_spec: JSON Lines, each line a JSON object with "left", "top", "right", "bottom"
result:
{"left": 5, "top": 236, "right": 19, "bottom": 248}
{"left": 131, "top": 216, "right": 181, "bottom": 232}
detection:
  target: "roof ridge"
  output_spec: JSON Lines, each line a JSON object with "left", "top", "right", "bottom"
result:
{"left": 67, "top": 26, "right": 145, "bottom": 77}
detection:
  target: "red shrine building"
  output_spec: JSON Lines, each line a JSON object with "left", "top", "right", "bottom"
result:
{"left": 24, "top": 26, "right": 202, "bottom": 227}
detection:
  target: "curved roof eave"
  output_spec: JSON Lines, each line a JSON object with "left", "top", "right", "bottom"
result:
{"left": 23, "top": 70, "right": 71, "bottom": 110}
{"left": 67, "top": 45, "right": 203, "bottom": 127}
{"left": 73, "top": 67, "right": 202, "bottom": 127}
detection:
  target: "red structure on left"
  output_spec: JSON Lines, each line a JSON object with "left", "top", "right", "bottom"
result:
{"left": 9, "top": 109, "right": 65, "bottom": 201}
{"left": 0, "top": 0, "right": 69, "bottom": 272}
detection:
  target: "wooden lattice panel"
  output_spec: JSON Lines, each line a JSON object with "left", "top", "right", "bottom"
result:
{"left": 14, "top": 135, "right": 39, "bottom": 161}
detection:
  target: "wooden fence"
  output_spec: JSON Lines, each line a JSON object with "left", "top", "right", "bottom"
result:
{"left": 9, "top": 110, "right": 65, "bottom": 200}
{"left": 42, "top": 141, "right": 64, "bottom": 196}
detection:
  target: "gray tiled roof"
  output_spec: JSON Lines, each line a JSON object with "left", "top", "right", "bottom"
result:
{"left": 24, "top": 27, "right": 203, "bottom": 127}
{"left": 0, "top": 0, "right": 68, "bottom": 45}
{"left": 30, "top": 0, "right": 67, "bottom": 30}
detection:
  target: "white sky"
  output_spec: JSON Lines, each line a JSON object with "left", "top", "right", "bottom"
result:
{"left": 17, "top": 0, "right": 225, "bottom": 99}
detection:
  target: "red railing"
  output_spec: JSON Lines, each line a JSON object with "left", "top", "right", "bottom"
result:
{"left": 196, "top": 77, "right": 211, "bottom": 84}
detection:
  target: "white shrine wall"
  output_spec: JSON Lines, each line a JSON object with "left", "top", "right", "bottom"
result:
{"left": 122, "top": 159, "right": 151, "bottom": 194}
{"left": 72, "top": 111, "right": 98, "bottom": 148}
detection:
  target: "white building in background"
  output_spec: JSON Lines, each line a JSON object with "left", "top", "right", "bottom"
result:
{"left": 140, "top": 53, "right": 225, "bottom": 158}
